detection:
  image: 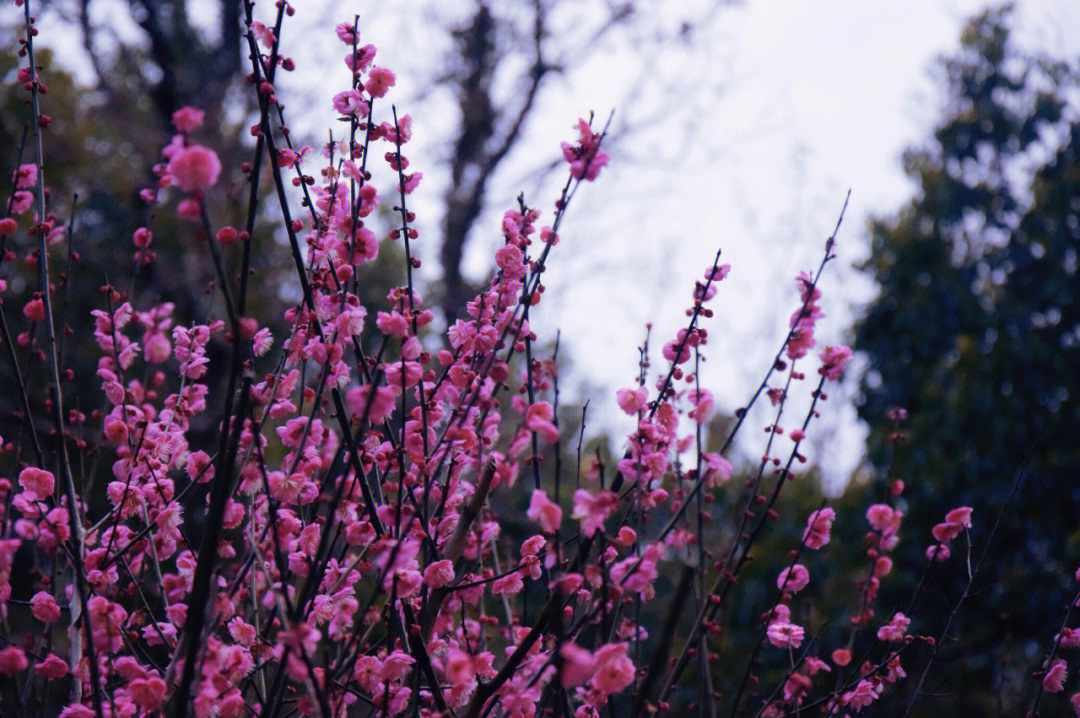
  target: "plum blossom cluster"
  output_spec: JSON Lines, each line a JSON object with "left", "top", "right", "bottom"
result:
{"left": 1030, "top": 567, "right": 1080, "bottom": 714}
{"left": 750, "top": 498, "right": 908, "bottom": 716}
{"left": 1, "top": 2, "right": 1044, "bottom": 718}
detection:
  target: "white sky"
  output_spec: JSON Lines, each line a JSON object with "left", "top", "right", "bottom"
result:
{"left": 37, "top": 0, "right": 1080, "bottom": 490}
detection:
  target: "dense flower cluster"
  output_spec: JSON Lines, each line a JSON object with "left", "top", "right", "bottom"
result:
{"left": 4, "top": 2, "right": 1073, "bottom": 717}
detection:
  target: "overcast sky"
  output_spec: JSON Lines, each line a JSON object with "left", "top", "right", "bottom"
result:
{"left": 42, "top": 0, "right": 1080, "bottom": 490}
{"left": 326, "top": 0, "right": 1079, "bottom": 490}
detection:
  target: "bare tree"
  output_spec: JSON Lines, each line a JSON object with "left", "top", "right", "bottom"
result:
{"left": 433, "top": 0, "right": 733, "bottom": 321}
{"left": 58, "top": 0, "right": 735, "bottom": 319}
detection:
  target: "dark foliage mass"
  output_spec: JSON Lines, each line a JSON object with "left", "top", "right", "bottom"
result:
{"left": 853, "top": 6, "right": 1080, "bottom": 714}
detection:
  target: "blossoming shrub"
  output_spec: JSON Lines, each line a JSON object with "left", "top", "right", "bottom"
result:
{"left": 2, "top": 1, "right": 1074, "bottom": 717}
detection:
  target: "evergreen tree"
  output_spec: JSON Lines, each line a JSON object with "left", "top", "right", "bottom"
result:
{"left": 853, "top": 6, "right": 1080, "bottom": 712}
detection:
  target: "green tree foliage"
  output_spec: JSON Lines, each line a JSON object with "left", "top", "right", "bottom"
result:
{"left": 853, "top": 5, "right": 1080, "bottom": 713}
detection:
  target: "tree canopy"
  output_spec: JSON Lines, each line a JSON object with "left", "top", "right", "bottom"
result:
{"left": 853, "top": 5, "right": 1080, "bottom": 713}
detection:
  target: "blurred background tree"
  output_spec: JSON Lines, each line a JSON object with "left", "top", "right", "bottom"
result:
{"left": 419, "top": 0, "right": 730, "bottom": 321}
{"left": 851, "top": 5, "right": 1080, "bottom": 713}
{"left": 39, "top": 0, "right": 732, "bottom": 322}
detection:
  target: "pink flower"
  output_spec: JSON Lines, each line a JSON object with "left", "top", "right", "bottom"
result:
{"left": 560, "top": 643, "right": 595, "bottom": 687}
{"left": 23, "top": 298, "right": 46, "bottom": 322}
{"left": 616, "top": 387, "right": 648, "bottom": 415}
{"left": 13, "top": 163, "right": 36, "bottom": 189}
{"left": 401, "top": 172, "right": 422, "bottom": 194}
{"left": 818, "top": 345, "right": 853, "bottom": 380}
{"left": 346, "top": 45, "right": 378, "bottom": 74}
{"left": 167, "top": 144, "right": 222, "bottom": 192}
{"left": 802, "top": 507, "right": 836, "bottom": 549}
{"left": 228, "top": 618, "right": 257, "bottom": 647}
{"left": 1044, "top": 658, "right": 1068, "bottom": 693}
{"left": 866, "top": 504, "right": 902, "bottom": 533}
{"left": 176, "top": 197, "right": 202, "bottom": 220}
{"left": 590, "top": 643, "right": 634, "bottom": 695}
{"left": 786, "top": 324, "right": 816, "bottom": 360}
{"left": 249, "top": 21, "right": 276, "bottom": 48}
{"left": 843, "top": 679, "right": 877, "bottom": 710}
{"left": 776, "top": 564, "right": 810, "bottom": 593}
{"left": 10, "top": 190, "right": 32, "bottom": 214}
{"left": 932, "top": 522, "right": 962, "bottom": 542}
{"left": 376, "top": 651, "right": 415, "bottom": 684}
{"left": 874, "top": 556, "right": 894, "bottom": 577}
{"left": 171, "top": 106, "right": 205, "bottom": 133}
{"left": 933, "top": 506, "right": 971, "bottom": 543}
{"left": 945, "top": 506, "right": 973, "bottom": 528}
{"left": 394, "top": 568, "right": 424, "bottom": 598}
{"left": 926, "top": 543, "right": 950, "bottom": 561}
{"left": 832, "top": 648, "right": 852, "bottom": 666}
{"left": 34, "top": 654, "right": 68, "bottom": 680}
{"left": 610, "top": 555, "right": 658, "bottom": 596}
{"left": 218, "top": 691, "right": 244, "bottom": 718}
{"left": 215, "top": 226, "right": 238, "bottom": 244}
{"left": 560, "top": 118, "right": 609, "bottom": 181}
{"left": 520, "top": 535, "right": 546, "bottom": 558}
{"left": 155, "top": 502, "right": 183, "bottom": 535}
{"left": 252, "top": 327, "right": 274, "bottom": 356}
{"left": 59, "top": 707, "right": 96, "bottom": 718}
{"left": 19, "top": 467, "right": 55, "bottom": 501}
{"left": 783, "top": 674, "right": 813, "bottom": 707}
{"left": 491, "top": 571, "right": 524, "bottom": 595}
{"left": 572, "top": 489, "right": 618, "bottom": 538}
{"left": 143, "top": 331, "right": 171, "bottom": 363}
{"left": 495, "top": 244, "right": 525, "bottom": 280}
{"left": 423, "top": 560, "right": 454, "bottom": 589}
{"left": 381, "top": 114, "right": 412, "bottom": 144}
{"left": 129, "top": 675, "right": 167, "bottom": 710}
{"left": 552, "top": 570, "right": 587, "bottom": 591}
{"left": 702, "top": 452, "right": 734, "bottom": 486}
{"left": 335, "top": 22, "right": 357, "bottom": 45}
{"left": 376, "top": 311, "right": 409, "bottom": 338}
{"left": 345, "top": 385, "right": 397, "bottom": 425}
{"left": 444, "top": 649, "right": 474, "bottom": 690}
{"left": 525, "top": 402, "right": 560, "bottom": 443}
{"left": 186, "top": 451, "right": 213, "bottom": 482}
{"left": 1059, "top": 627, "right": 1080, "bottom": 648}
{"left": 575, "top": 150, "right": 608, "bottom": 181}
{"left": 527, "top": 490, "right": 563, "bottom": 533}
{"left": 30, "top": 591, "right": 61, "bottom": 623}
{"left": 365, "top": 67, "right": 396, "bottom": 98}
{"left": 333, "top": 90, "right": 368, "bottom": 116}
{"left": 876, "top": 612, "right": 910, "bottom": 642}
{"left": 706, "top": 263, "right": 731, "bottom": 282}
{"left": 688, "top": 388, "right": 715, "bottom": 424}
{"left": 766, "top": 621, "right": 805, "bottom": 649}
{"left": 0, "top": 646, "right": 27, "bottom": 676}
{"left": 379, "top": 686, "right": 412, "bottom": 716}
